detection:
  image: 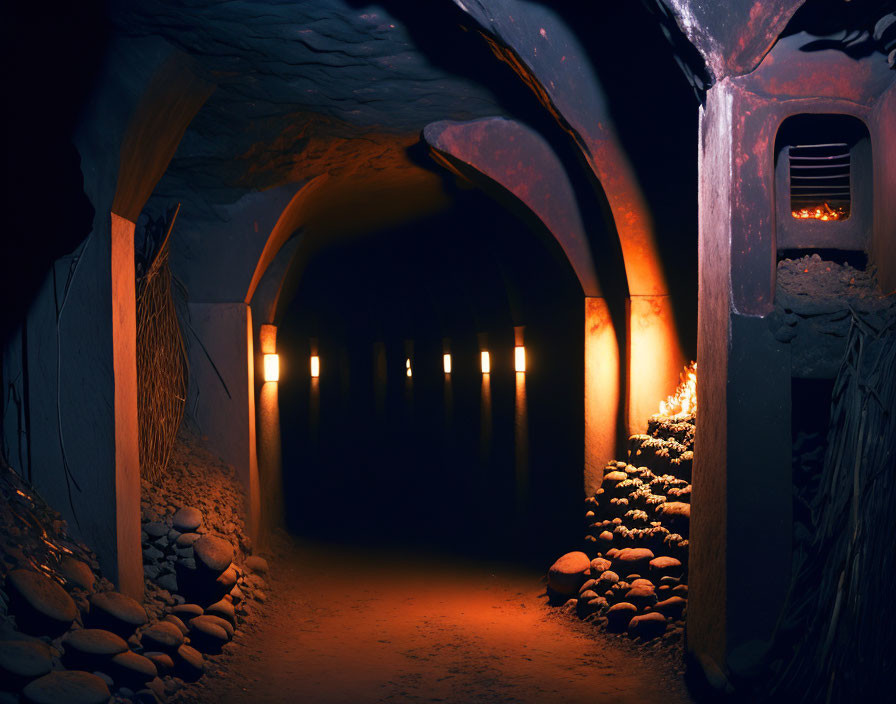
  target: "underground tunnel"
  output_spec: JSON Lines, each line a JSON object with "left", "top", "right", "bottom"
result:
{"left": 2, "top": 1, "right": 895, "bottom": 703}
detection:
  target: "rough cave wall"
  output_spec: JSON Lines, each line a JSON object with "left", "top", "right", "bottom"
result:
{"left": 185, "top": 302, "right": 260, "bottom": 541}
{"left": 0, "top": 37, "right": 195, "bottom": 596}
{"left": 1, "top": 37, "right": 213, "bottom": 596}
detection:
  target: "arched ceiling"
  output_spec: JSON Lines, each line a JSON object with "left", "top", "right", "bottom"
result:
{"left": 112, "top": 0, "right": 531, "bottom": 211}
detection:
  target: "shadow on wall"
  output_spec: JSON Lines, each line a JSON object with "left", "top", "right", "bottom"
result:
{"left": 278, "top": 191, "right": 584, "bottom": 567}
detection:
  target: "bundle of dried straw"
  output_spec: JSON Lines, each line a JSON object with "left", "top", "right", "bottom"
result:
{"left": 769, "top": 302, "right": 895, "bottom": 702}
{"left": 136, "top": 204, "right": 187, "bottom": 484}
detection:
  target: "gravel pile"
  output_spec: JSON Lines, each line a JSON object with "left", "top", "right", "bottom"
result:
{"left": 548, "top": 411, "right": 693, "bottom": 645}
{"left": 0, "top": 427, "right": 268, "bottom": 704}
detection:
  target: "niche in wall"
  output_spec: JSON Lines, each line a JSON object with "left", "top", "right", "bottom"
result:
{"left": 775, "top": 114, "right": 872, "bottom": 256}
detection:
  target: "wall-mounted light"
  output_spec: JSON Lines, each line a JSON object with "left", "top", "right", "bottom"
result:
{"left": 515, "top": 346, "right": 526, "bottom": 373}
{"left": 263, "top": 354, "right": 280, "bottom": 383}
{"left": 443, "top": 353, "right": 452, "bottom": 374}
{"left": 406, "top": 358, "right": 412, "bottom": 378}
{"left": 481, "top": 351, "right": 490, "bottom": 374}
{"left": 310, "top": 355, "right": 320, "bottom": 378}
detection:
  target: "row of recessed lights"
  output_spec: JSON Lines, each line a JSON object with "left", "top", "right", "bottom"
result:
{"left": 263, "top": 348, "right": 527, "bottom": 382}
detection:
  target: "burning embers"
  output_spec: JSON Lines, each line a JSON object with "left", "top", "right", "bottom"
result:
{"left": 791, "top": 203, "right": 847, "bottom": 221}
{"left": 658, "top": 362, "right": 696, "bottom": 418}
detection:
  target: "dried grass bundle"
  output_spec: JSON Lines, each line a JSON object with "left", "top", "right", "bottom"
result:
{"left": 136, "top": 204, "right": 187, "bottom": 483}
{"left": 769, "top": 301, "right": 896, "bottom": 702}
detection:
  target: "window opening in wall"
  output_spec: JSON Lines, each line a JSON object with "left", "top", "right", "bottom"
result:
{"left": 789, "top": 142, "right": 850, "bottom": 220}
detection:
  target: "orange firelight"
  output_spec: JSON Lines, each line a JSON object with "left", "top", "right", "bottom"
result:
{"left": 658, "top": 361, "right": 697, "bottom": 417}
{"left": 791, "top": 202, "right": 846, "bottom": 221}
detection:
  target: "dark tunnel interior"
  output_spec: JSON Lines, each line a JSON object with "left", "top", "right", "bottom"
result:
{"left": 279, "top": 189, "right": 584, "bottom": 567}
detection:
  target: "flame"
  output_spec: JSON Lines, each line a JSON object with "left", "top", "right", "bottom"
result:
{"left": 791, "top": 203, "right": 846, "bottom": 221}
{"left": 658, "top": 362, "right": 697, "bottom": 417}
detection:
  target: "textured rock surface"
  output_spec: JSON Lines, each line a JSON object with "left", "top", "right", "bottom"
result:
{"left": 172, "top": 507, "right": 202, "bottom": 533}
{"left": 547, "top": 552, "right": 592, "bottom": 597}
{"left": 5, "top": 570, "right": 77, "bottom": 637}
{"left": 109, "top": 651, "right": 157, "bottom": 687}
{"left": 88, "top": 592, "right": 147, "bottom": 637}
{"left": 0, "top": 639, "right": 53, "bottom": 681}
{"left": 61, "top": 629, "right": 128, "bottom": 671}
{"left": 21, "top": 671, "right": 111, "bottom": 704}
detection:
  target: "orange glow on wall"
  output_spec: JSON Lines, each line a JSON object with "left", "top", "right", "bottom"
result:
{"left": 481, "top": 351, "right": 490, "bottom": 374}
{"left": 310, "top": 355, "right": 320, "bottom": 378}
{"left": 514, "top": 346, "right": 526, "bottom": 373}
{"left": 443, "top": 353, "right": 452, "bottom": 374}
{"left": 263, "top": 354, "right": 280, "bottom": 383}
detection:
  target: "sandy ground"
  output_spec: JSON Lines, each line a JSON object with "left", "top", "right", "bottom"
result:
{"left": 181, "top": 538, "right": 694, "bottom": 704}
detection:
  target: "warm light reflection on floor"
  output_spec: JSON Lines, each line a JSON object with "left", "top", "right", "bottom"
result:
{"left": 514, "top": 372, "right": 529, "bottom": 520}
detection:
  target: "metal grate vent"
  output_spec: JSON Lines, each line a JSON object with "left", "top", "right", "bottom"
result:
{"left": 789, "top": 143, "right": 851, "bottom": 219}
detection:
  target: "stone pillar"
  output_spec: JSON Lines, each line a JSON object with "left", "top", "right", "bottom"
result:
{"left": 3, "top": 212, "right": 143, "bottom": 598}
{"left": 110, "top": 213, "right": 143, "bottom": 599}
{"left": 689, "top": 79, "right": 794, "bottom": 683}
{"left": 584, "top": 297, "right": 620, "bottom": 496}
{"left": 256, "top": 324, "right": 282, "bottom": 546}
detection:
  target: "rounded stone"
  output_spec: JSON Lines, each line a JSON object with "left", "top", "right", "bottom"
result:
{"left": 653, "top": 596, "right": 688, "bottom": 618}
{"left": 22, "top": 671, "right": 111, "bottom": 704}
{"left": 0, "top": 639, "right": 53, "bottom": 681}
{"left": 62, "top": 629, "right": 128, "bottom": 670}
{"left": 140, "top": 621, "right": 184, "bottom": 652}
{"left": 623, "top": 585, "right": 657, "bottom": 609}
{"left": 204, "top": 599, "right": 236, "bottom": 627}
{"left": 589, "top": 557, "right": 611, "bottom": 575}
{"left": 174, "top": 645, "right": 204, "bottom": 681}
{"left": 193, "top": 536, "right": 233, "bottom": 575}
{"left": 163, "top": 614, "right": 189, "bottom": 635}
{"left": 606, "top": 602, "right": 637, "bottom": 632}
{"left": 216, "top": 566, "right": 239, "bottom": 590}
{"left": 201, "top": 614, "right": 234, "bottom": 638}
{"left": 143, "top": 523, "right": 168, "bottom": 539}
{"left": 595, "top": 571, "right": 619, "bottom": 592}
{"left": 611, "top": 548, "right": 655, "bottom": 575}
{"left": 59, "top": 558, "right": 96, "bottom": 592}
{"left": 656, "top": 501, "right": 690, "bottom": 527}
{"left": 175, "top": 533, "right": 201, "bottom": 548}
{"left": 649, "top": 555, "right": 683, "bottom": 578}
{"left": 578, "top": 578, "right": 597, "bottom": 595}
{"left": 172, "top": 508, "right": 203, "bottom": 533}
{"left": 627, "top": 611, "right": 668, "bottom": 639}
{"left": 187, "top": 616, "right": 230, "bottom": 653}
{"left": 171, "top": 603, "right": 204, "bottom": 619}
{"left": 142, "top": 652, "right": 174, "bottom": 676}
{"left": 603, "top": 470, "right": 627, "bottom": 484}
{"left": 547, "top": 552, "right": 591, "bottom": 597}
{"left": 598, "top": 531, "right": 614, "bottom": 544}
{"left": 109, "top": 651, "right": 157, "bottom": 687}
{"left": 88, "top": 592, "right": 147, "bottom": 637}
{"left": 6, "top": 569, "right": 78, "bottom": 637}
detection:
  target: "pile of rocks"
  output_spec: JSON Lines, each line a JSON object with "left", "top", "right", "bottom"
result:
{"left": 136, "top": 429, "right": 269, "bottom": 701}
{"left": 547, "top": 412, "right": 693, "bottom": 643}
{"left": 0, "top": 429, "right": 269, "bottom": 704}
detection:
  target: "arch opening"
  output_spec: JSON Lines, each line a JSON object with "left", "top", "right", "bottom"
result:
{"left": 277, "top": 189, "right": 585, "bottom": 566}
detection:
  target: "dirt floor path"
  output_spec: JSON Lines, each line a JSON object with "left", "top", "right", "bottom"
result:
{"left": 180, "top": 538, "right": 694, "bottom": 704}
